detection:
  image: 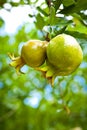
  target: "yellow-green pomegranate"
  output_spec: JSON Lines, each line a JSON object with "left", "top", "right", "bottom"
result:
{"left": 39, "top": 34, "right": 83, "bottom": 85}
{"left": 47, "top": 33, "right": 83, "bottom": 75}
{"left": 9, "top": 40, "right": 48, "bottom": 73}
{"left": 21, "top": 40, "right": 47, "bottom": 67}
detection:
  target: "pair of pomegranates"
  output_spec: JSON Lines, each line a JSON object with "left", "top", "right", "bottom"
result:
{"left": 9, "top": 34, "right": 83, "bottom": 85}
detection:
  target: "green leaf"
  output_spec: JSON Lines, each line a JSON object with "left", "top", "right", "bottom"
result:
{"left": 53, "top": 25, "right": 67, "bottom": 37}
{"left": 49, "top": 6, "right": 56, "bottom": 25}
{"left": 35, "top": 13, "right": 45, "bottom": 30}
{"left": 67, "top": 17, "right": 87, "bottom": 34}
{"left": 37, "top": 7, "right": 48, "bottom": 16}
{"left": 60, "top": 0, "right": 87, "bottom": 14}
{"left": 65, "top": 31, "right": 87, "bottom": 41}
{"left": 62, "top": 0, "right": 76, "bottom": 7}
{"left": 53, "top": 0, "right": 61, "bottom": 11}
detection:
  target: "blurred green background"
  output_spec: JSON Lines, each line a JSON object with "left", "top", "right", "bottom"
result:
{"left": 0, "top": 0, "right": 87, "bottom": 130}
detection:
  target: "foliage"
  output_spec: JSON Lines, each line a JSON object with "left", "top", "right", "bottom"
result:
{"left": 0, "top": 0, "right": 87, "bottom": 130}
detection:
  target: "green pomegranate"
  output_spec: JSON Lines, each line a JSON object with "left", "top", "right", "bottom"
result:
{"left": 8, "top": 40, "right": 48, "bottom": 73}
{"left": 39, "top": 34, "right": 83, "bottom": 85}
{"left": 47, "top": 33, "right": 83, "bottom": 75}
{"left": 21, "top": 40, "right": 47, "bottom": 67}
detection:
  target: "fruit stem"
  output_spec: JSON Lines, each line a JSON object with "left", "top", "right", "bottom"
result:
{"left": 8, "top": 53, "right": 25, "bottom": 74}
